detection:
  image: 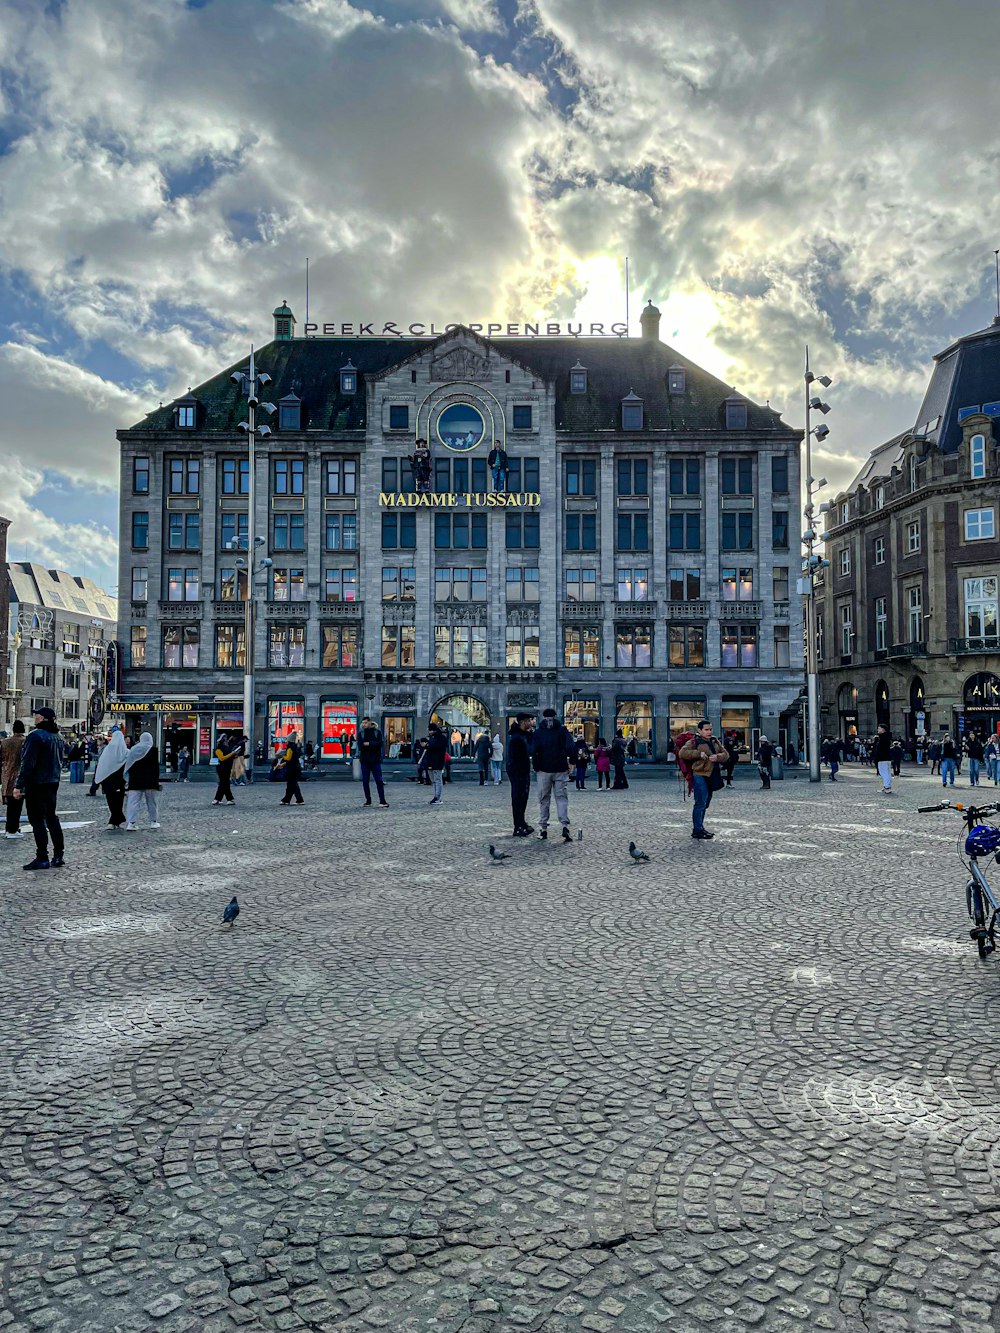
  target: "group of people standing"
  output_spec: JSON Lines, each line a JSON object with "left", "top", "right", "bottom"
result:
{"left": 929, "top": 732, "right": 1000, "bottom": 787}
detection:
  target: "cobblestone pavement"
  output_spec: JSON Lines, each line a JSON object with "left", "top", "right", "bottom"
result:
{"left": 3, "top": 763, "right": 1000, "bottom": 1332}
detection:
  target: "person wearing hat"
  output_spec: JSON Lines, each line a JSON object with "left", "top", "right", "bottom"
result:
{"left": 12, "top": 707, "right": 66, "bottom": 870}
{"left": 531, "top": 707, "right": 576, "bottom": 841}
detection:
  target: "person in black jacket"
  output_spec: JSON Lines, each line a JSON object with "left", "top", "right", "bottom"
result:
{"left": 873, "top": 724, "right": 893, "bottom": 794}
{"left": 13, "top": 707, "right": 65, "bottom": 870}
{"left": 506, "top": 713, "right": 535, "bottom": 835}
{"left": 278, "top": 736, "right": 305, "bottom": 805}
{"left": 966, "top": 732, "right": 985, "bottom": 787}
{"left": 425, "top": 723, "right": 448, "bottom": 804}
{"left": 124, "top": 731, "right": 161, "bottom": 829}
{"left": 487, "top": 441, "right": 509, "bottom": 492}
{"left": 473, "top": 731, "right": 493, "bottom": 786}
{"left": 358, "top": 717, "right": 389, "bottom": 808}
{"left": 532, "top": 708, "right": 575, "bottom": 840}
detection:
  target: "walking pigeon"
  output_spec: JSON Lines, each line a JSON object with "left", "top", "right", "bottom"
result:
{"left": 628, "top": 841, "right": 650, "bottom": 863}
{"left": 222, "top": 896, "right": 240, "bottom": 925}
{"left": 488, "top": 844, "right": 510, "bottom": 863}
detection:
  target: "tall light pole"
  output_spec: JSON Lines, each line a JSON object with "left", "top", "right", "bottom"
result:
{"left": 231, "top": 349, "right": 275, "bottom": 775}
{"left": 802, "top": 346, "right": 833, "bottom": 782}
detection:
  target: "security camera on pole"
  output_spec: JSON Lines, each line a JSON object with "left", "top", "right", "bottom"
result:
{"left": 802, "top": 347, "right": 833, "bottom": 783}
{"left": 230, "top": 350, "right": 276, "bottom": 778}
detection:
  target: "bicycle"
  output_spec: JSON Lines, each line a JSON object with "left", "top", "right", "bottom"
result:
{"left": 918, "top": 799, "right": 1000, "bottom": 959}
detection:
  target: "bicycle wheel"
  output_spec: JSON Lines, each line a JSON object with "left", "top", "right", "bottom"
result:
{"left": 971, "top": 884, "right": 991, "bottom": 960}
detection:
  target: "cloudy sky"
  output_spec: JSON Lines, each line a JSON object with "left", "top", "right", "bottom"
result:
{"left": 1, "top": 0, "right": 999, "bottom": 593}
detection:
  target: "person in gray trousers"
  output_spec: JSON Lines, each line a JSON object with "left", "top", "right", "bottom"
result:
{"left": 532, "top": 708, "right": 575, "bottom": 842}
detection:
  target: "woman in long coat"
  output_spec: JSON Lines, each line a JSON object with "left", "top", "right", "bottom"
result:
{"left": 94, "top": 727, "right": 128, "bottom": 831}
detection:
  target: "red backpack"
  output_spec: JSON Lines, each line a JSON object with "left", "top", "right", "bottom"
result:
{"left": 674, "top": 731, "right": 696, "bottom": 796}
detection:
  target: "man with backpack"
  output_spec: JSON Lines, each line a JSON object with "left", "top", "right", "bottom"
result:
{"left": 678, "top": 720, "right": 727, "bottom": 840}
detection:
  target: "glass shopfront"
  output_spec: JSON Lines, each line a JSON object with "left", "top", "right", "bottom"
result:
{"left": 268, "top": 698, "right": 304, "bottom": 757}
{"left": 616, "top": 699, "right": 653, "bottom": 757}
{"left": 321, "top": 698, "right": 357, "bottom": 760}
{"left": 162, "top": 713, "right": 198, "bottom": 770}
{"left": 430, "top": 694, "right": 492, "bottom": 759}
{"left": 721, "top": 697, "right": 759, "bottom": 759}
{"left": 564, "top": 697, "right": 601, "bottom": 746}
{"left": 383, "top": 715, "right": 413, "bottom": 758}
{"left": 669, "top": 698, "right": 705, "bottom": 740}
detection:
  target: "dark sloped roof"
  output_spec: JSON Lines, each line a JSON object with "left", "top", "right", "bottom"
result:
{"left": 846, "top": 431, "right": 910, "bottom": 492}
{"left": 124, "top": 327, "right": 792, "bottom": 435}
{"left": 913, "top": 320, "right": 1000, "bottom": 451}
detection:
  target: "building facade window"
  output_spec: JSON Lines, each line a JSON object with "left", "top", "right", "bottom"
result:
{"left": 215, "top": 624, "right": 246, "bottom": 669}
{"left": 570, "top": 362, "right": 587, "bottom": 394}
{"left": 132, "top": 512, "right": 149, "bottom": 550}
{"left": 163, "top": 624, "right": 198, "bottom": 668}
{"left": 906, "top": 519, "right": 921, "bottom": 553}
{"left": 907, "top": 585, "right": 922, "bottom": 641}
{"left": 874, "top": 535, "right": 885, "bottom": 565}
{"left": 512, "top": 405, "right": 532, "bottom": 430}
{"left": 378, "top": 513, "right": 413, "bottom": 550}
{"left": 505, "top": 626, "right": 540, "bottom": 667}
{"left": 271, "top": 568, "right": 305, "bottom": 601}
{"left": 909, "top": 455, "right": 918, "bottom": 492}
{"left": 325, "top": 567, "right": 358, "bottom": 602}
{"left": 669, "top": 513, "right": 701, "bottom": 551}
{"left": 721, "top": 567, "right": 754, "bottom": 601}
{"left": 773, "top": 566, "right": 789, "bottom": 602}
{"left": 841, "top": 501, "right": 849, "bottom": 525}
{"left": 168, "top": 457, "right": 200, "bottom": 494}
{"left": 435, "top": 567, "right": 487, "bottom": 601}
{"left": 434, "top": 456, "right": 488, "bottom": 493}
{"left": 725, "top": 400, "right": 747, "bottom": 430}
{"left": 434, "top": 625, "right": 487, "bottom": 667}
{"left": 133, "top": 457, "right": 150, "bottom": 493}
{"left": 506, "top": 567, "right": 540, "bottom": 601}
{"left": 381, "top": 625, "right": 417, "bottom": 667}
{"left": 218, "top": 567, "right": 246, "bottom": 601}
{"left": 166, "top": 567, "right": 199, "bottom": 601}
{"left": 269, "top": 623, "right": 306, "bottom": 667}
{"left": 616, "top": 458, "right": 649, "bottom": 495}
{"left": 131, "top": 567, "right": 148, "bottom": 602}
{"left": 505, "top": 513, "right": 540, "bottom": 549}
{"left": 273, "top": 458, "right": 305, "bottom": 495}
{"left": 563, "top": 625, "right": 600, "bottom": 668}
{"left": 621, "top": 394, "right": 643, "bottom": 430}
{"left": 435, "top": 514, "right": 488, "bottom": 549}
{"left": 668, "top": 457, "right": 700, "bottom": 495}
{"left": 615, "top": 623, "right": 652, "bottom": 667}
{"left": 565, "top": 458, "right": 597, "bottom": 496}
{"left": 381, "top": 458, "right": 415, "bottom": 494}
{"left": 774, "top": 624, "right": 790, "bottom": 667}
{"left": 669, "top": 568, "right": 701, "bottom": 601}
{"left": 168, "top": 512, "right": 200, "bottom": 551}
{"left": 840, "top": 605, "right": 853, "bottom": 657}
{"left": 322, "top": 624, "right": 360, "bottom": 668}
{"left": 220, "top": 511, "right": 248, "bottom": 549}
{"left": 874, "top": 597, "right": 887, "bottom": 652}
{"left": 964, "top": 577, "right": 999, "bottom": 643}
{"left": 382, "top": 566, "right": 415, "bottom": 601}
{"left": 722, "top": 511, "right": 754, "bottom": 551}
{"left": 971, "top": 433, "right": 987, "bottom": 479}
{"left": 839, "top": 547, "right": 851, "bottom": 576}
{"left": 721, "top": 457, "right": 753, "bottom": 494}
{"left": 616, "top": 513, "right": 649, "bottom": 551}
{"left": 721, "top": 623, "right": 757, "bottom": 667}
{"left": 668, "top": 624, "right": 705, "bottom": 667}
{"left": 175, "top": 403, "right": 196, "bottom": 429}
{"left": 771, "top": 511, "right": 789, "bottom": 550}
{"left": 388, "top": 405, "right": 409, "bottom": 430}
{"left": 565, "top": 568, "right": 598, "bottom": 602}
{"left": 278, "top": 396, "right": 301, "bottom": 430}
{"left": 325, "top": 457, "right": 358, "bottom": 495}
{"left": 617, "top": 568, "right": 649, "bottom": 601}
{"left": 340, "top": 363, "right": 357, "bottom": 394}
{"left": 565, "top": 513, "right": 597, "bottom": 551}
{"left": 771, "top": 456, "right": 789, "bottom": 493}
{"left": 273, "top": 513, "right": 305, "bottom": 551}
{"left": 506, "top": 457, "right": 540, "bottom": 492}
{"left": 874, "top": 485, "right": 885, "bottom": 510}
{"left": 221, "top": 457, "right": 250, "bottom": 494}
{"left": 965, "top": 508, "right": 996, "bottom": 541}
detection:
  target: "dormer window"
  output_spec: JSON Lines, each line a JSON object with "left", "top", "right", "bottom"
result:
{"left": 841, "top": 501, "right": 849, "bottom": 524}
{"left": 667, "top": 364, "right": 686, "bottom": 394}
{"left": 570, "top": 360, "right": 587, "bottom": 394}
{"left": 278, "top": 394, "right": 302, "bottom": 431}
{"left": 874, "top": 484, "right": 885, "bottom": 510}
{"left": 909, "top": 454, "right": 918, "bottom": 493}
{"left": 724, "top": 396, "right": 747, "bottom": 430}
{"left": 340, "top": 361, "right": 357, "bottom": 395}
{"left": 621, "top": 391, "right": 643, "bottom": 431}
{"left": 174, "top": 395, "right": 198, "bottom": 429}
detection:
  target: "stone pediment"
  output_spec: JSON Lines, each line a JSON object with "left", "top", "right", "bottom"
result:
{"left": 430, "top": 346, "right": 492, "bottom": 382}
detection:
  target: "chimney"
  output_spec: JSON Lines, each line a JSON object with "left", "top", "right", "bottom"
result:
{"left": 640, "top": 299, "right": 661, "bottom": 341}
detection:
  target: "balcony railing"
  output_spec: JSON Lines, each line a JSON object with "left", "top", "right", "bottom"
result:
{"left": 318, "top": 600, "right": 363, "bottom": 619}
{"left": 613, "top": 601, "right": 657, "bottom": 620}
{"left": 561, "top": 601, "right": 603, "bottom": 620}
{"left": 666, "top": 600, "right": 708, "bottom": 619}
{"left": 949, "top": 637, "right": 1000, "bottom": 655}
{"left": 887, "top": 640, "right": 926, "bottom": 658}
{"left": 719, "top": 600, "right": 763, "bottom": 620}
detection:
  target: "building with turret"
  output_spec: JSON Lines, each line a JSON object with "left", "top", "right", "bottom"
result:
{"left": 114, "top": 301, "right": 805, "bottom": 767}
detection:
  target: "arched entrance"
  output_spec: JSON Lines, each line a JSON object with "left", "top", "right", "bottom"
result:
{"left": 907, "top": 676, "right": 926, "bottom": 749}
{"left": 837, "top": 683, "right": 858, "bottom": 743}
{"left": 874, "top": 679, "right": 890, "bottom": 729}
{"left": 430, "top": 693, "right": 492, "bottom": 759}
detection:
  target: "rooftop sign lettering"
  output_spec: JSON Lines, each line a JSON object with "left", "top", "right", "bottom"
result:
{"left": 303, "top": 321, "right": 628, "bottom": 339}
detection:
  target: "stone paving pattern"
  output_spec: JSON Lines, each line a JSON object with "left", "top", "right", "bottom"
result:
{"left": 2, "top": 764, "right": 1000, "bottom": 1331}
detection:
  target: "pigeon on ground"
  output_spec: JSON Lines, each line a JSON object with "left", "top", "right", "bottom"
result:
{"left": 488, "top": 844, "right": 510, "bottom": 863}
{"left": 628, "top": 841, "right": 650, "bottom": 863}
{"left": 222, "top": 896, "right": 240, "bottom": 925}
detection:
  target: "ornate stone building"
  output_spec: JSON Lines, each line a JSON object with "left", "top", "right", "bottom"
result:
{"left": 817, "top": 320, "right": 1000, "bottom": 746}
{"left": 115, "top": 303, "right": 804, "bottom": 767}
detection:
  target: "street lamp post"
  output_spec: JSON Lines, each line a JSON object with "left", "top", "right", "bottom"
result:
{"left": 803, "top": 347, "right": 833, "bottom": 782}
{"left": 231, "top": 349, "right": 275, "bottom": 776}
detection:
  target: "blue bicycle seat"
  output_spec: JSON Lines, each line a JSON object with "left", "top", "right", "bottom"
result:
{"left": 966, "top": 824, "right": 1000, "bottom": 857}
